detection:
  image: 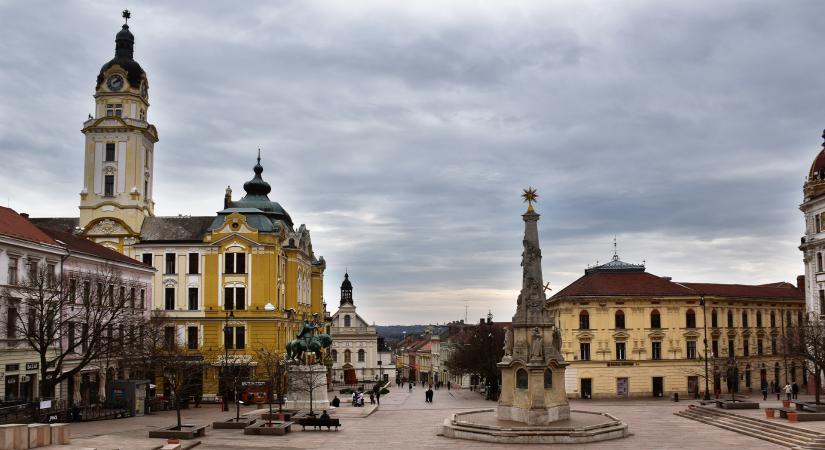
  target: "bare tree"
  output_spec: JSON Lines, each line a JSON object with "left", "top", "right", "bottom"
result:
{"left": 254, "top": 346, "right": 290, "bottom": 424}
{"left": 288, "top": 363, "right": 327, "bottom": 416}
{"left": 2, "top": 262, "right": 146, "bottom": 406}
{"left": 784, "top": 313, "right": 825, "bottom": 404}
{"left": 128, "top": 312, "right": 207, "bottom": 429}
{"left": 443, "top": 322, "right": 504, "bottom": 399}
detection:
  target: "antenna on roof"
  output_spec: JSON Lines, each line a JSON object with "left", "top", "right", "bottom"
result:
{"left": 612, "top": 235, "right": 619, "bottom": 261}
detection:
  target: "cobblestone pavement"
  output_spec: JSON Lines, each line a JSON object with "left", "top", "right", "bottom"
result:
{"left": 39, "top": 387, "right": 811, "bottom": 449}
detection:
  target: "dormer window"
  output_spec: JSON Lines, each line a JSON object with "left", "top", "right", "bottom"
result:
{"left": 105, "top": 143, "right": 116, "bottom": 162}
{"left": 106, "top": 103, "right": 123, "bottom": 117}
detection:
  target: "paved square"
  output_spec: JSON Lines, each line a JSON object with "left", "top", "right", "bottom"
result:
{"left": 39, "top": 388, "right": 807, "bottom": 449}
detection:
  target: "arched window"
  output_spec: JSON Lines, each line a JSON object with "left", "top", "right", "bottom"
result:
{"left": 358, "top": 349, "right": 365, "bottom": 362}
{"left": 727, "top": 310, "right": 734, "bottom": 328}
{"left": 650, "top": 310, "right": 661, "bottom": 329}
{"left": 344, "top": 315, "right": 351, "bottom": 327}
{"left": 741, "top": 311, "right": 749, "bottom": 328}
{"left": 686, "top": 309, "right": 696, "bottom": 329}
{"left": 711, "top": 310, "right": 718, "bottom": 328}
{"left": 544, "top": 369, "right": 553, "bottom": 389}
{"left": 331, "top": 349, "right": 338, "bottom": 362}
{"left": 774, "top": 362, "right": 781, "bottom": 384}
{"left": 579, "top": 310, "right": 590, "bottom": 330}
{"left": 756, "top": 311, "right": 762, "bottom": 328}
{"left": 787, "top": 311, "right": 792, "bottom": 327}
{"left": 770, "top": 311, "right": 776, "bottom": 328}
{"left": 516, "top": 368, "right": 528, "bottom": 389}
{"left": 344, "top": 349, "right": 351, "bottom": 363}
{"left": 615, "top": 310, "right": 625, "bottom": 329}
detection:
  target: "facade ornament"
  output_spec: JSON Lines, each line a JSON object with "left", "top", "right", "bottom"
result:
{"left": 103, "top": 165, "right": 117, "bottom": 175}
{"left": 89, "top": 218, "right": 126, "bottom": 235}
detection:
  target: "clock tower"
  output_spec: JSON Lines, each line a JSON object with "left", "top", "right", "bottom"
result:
{"left": 79, "top": 11, "right": 158, "bottom": 249}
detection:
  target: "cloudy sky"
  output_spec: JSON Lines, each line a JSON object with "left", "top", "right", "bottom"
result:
{"left": 1, "top": 1, "right": 823, "bottom": 324}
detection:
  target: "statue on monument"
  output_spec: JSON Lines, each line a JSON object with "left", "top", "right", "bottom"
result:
{"left": 530, "top": 327, "right": 544, "bottom": 360}
{"left": 503, "top": 327, "right": 513, "bottom": 357}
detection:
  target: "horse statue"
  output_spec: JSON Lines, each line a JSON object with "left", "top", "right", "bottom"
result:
{"left": 285, "top": 320, "right": 333, "bottom": 363}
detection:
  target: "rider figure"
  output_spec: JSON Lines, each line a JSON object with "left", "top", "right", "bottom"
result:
{"left": 297, "top": 320, "right": 318, "bottom": 343}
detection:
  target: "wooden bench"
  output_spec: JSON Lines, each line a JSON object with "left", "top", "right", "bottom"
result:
{"left": 776, "top": 407, "right": 796, "bottom": 419}
{"left": 297, "top": 417, "right": 341, "bottom": 431}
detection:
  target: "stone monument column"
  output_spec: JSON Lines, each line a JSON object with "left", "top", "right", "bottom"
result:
{"left": 497, "top": 188, "right": 569, "bottom": 425}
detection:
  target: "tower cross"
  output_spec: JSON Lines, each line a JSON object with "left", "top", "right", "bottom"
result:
{"left": 122, "top": 9, "right": 131, "bottom": 24}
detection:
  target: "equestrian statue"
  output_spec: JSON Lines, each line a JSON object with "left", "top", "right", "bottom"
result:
{"left": 286, "top": 320, "right": 332, "bottom": 363}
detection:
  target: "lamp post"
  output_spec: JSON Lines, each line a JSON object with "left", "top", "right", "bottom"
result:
{"left": 222, "top": 310, "right": 234, "bottom": 412}
{"left": 700, "top": 296, "right": 711, "bottom": 400}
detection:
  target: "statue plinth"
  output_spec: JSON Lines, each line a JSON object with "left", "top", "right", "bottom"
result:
{"left": 285, "top": 364, "right": 330, "bottom": 412}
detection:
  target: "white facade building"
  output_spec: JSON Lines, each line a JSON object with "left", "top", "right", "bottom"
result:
{"left": 800, "top": 131, "right": 825, "bottom": 318}
{"left": 329, "top": 273, "right": 382, "bottom": 384}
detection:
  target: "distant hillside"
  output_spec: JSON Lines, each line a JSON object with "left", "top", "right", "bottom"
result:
{"left": 376, "top": 325, "right": 447, "bottom": 345}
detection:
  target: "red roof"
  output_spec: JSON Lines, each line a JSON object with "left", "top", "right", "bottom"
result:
{"left": 553, "top": 270, "right": 802, "bottom": 301}
{"left": 37, "top": 226, "right": 149, "bottom": 268}
{"left": 0, "top": 207, "right": 59, "bottom": 246}
{"left": 553, "top": 271, "right": 695, "bottom": 298}
{"left": 678, "top": 282, "right": 802, "bottom": 300}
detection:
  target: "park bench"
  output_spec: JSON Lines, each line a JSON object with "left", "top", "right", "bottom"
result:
{"left": 793, "top": 401, "right": 825, "bottom": 413}
{"left": 297, "top": 417, "right": 341, "bottom": 431}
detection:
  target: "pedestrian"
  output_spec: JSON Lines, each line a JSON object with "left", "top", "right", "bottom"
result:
{"left": 369, "top": 392, "right": 375, "bottom": 405}
{"left": 376, "top": 391, "right": 381, "bottom": 405}
{"left": 793, "top": 382, "right": 799, "bottom": 400}
{"left": 784, "top": 383, "right": 792, "bottom": 401}
{"left": 447, "top": 381, "right": 451, "bottom": 391}
{"left": 761, "top": 383, "right": 768, "bottom": 401}
{"left": 331, "top": 396, "right": 340, "bottom": 408}
{"left": 408, "top": 382, "right": 412, "bottom": 392}
{"left": 427, "top": 386, "right": 434, "bottom": 403}
{"left": 770, "top": 380, "right": 775, "bottom": 394}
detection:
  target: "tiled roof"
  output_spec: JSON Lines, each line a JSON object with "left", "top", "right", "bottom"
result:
{"left": 553, "top": 271, "right": 695, "bottom": 298}
{"left": 0, "top": 207, "right": 59, "bottom": 246}
{"left": 38, "top": 227, "right": 150, "bottom": 268}
{"left": 139, "top": 216, "right": 214, "bottom": 242}
{"left": 678, "top": 282, "right": 802, "bottom": 300}
{"left": 28, "top": 217, "right": 79, "bottom": 233}
{"left": 552, "top": 268, "right": 803, "bottom": 302}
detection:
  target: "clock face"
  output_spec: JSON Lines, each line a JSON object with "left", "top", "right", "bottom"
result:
{"left": 107, "top": 74, "right": 124, "bottom": 91}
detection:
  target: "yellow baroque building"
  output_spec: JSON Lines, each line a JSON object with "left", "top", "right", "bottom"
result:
{"left": 32, "top": 15, "right": 326, "bottom": 399}
{"left": 548, "top": 253, "right": 806, "bottom": 399}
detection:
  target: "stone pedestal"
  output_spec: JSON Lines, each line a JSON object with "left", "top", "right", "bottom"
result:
{"left": 49, "top": 424, "right": 70, "bottom": 445}
{"left": 285, "top": 364, "right": 330, "bottom": 412}
{"left": 0, "top": 424, "right": 27, "bottom": 450}
{"left": 27, "top": 424, "right": 50, "bottom": 448}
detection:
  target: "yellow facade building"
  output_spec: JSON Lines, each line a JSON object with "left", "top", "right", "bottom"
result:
{"left": 548, "top": 253, "right": 805, "bottom": 399}
{"left": 32, "top": 14, "right": 327, "bottom": 399}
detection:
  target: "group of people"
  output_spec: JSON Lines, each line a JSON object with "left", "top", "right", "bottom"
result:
{"left": 760, "top": 381, "right": 800, "bottom": 401}
{"left": 424, "top": 385, "right": 435, "bottom": 403}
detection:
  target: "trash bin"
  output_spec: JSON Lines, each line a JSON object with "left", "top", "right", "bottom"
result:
{"left": 672, "top": 392, "right": 679, "bottom": 402}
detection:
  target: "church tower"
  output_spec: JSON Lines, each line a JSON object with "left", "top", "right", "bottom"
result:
{"left": 800, "top": 130, "right": 825, "bottom": 316}
{"left": 79, "top": 10, "right": 157, "bottom": 246}
{"left": 340, "top": 272, "right": 353, "bottom": 305}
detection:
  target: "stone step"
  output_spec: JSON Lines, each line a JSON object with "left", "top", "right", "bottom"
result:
{"left": 679, "top": 409, "right": 810, "bottom": 443}
{"left": 690, "top": 407, "right": 822, "bottom": 438}
{"left": 676, "top": 410, "right": 807, "bottom": 448}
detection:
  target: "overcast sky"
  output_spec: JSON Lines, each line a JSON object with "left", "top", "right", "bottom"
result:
{"left": 1, "top": 1, "right": 823, "bottom": 325}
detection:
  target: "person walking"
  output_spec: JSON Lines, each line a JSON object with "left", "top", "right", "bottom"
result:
{"left": 761, "top": 382, "right": 768, "bottom": 401}
{"left": 375, "top": 390, "right": 381, "bottom": 405}
{"left": 784, "top": 383, "right": 792, "bottom": 401}
{"left": 447, "top": 381, "right": 451, "bottom": 391}
{"left": 793, "top": 382, "right": 799, "bottom": 400}
{"left": 408, "top": 382, "right": 412, "bottom": 392}
{"left": 369, "top": 392, "right": 375, "bottom": 405}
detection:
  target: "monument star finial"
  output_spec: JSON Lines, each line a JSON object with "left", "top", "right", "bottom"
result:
{"left": 122, "top": 9, "right": 131, "bottom": 24}
{"left": 522, "top": 187, "right": 538, "bottom": 213}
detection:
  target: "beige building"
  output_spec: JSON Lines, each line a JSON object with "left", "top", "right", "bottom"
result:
{"left": 548, "top": 253, "right": 805, "bottom": 399}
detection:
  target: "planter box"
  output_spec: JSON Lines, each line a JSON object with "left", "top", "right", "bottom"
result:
{"left": 765, "top": 408, "right": 775, "bottom": 418}
{"left": 148, "top": 424, "right": 207, "bottom": 440}
{"left": 49, "top": 424, "right": 70, "bottom": 445}
{"left": 260, "top": 410, "right": 298, "bottom": 422}
{"left": 212, "top": 418, "right": 256, "bottom": 429}
{"left": 243, "top": 421, "right": 293, "bottom": 436}
{"left": 782, "top": 400, "right": 791, "bottom": 408}
{"left": 788, "top": 412, "right": 798, "bottom": 422}
{"left": 716, "top": 400, "right": 760, "bottom": 410}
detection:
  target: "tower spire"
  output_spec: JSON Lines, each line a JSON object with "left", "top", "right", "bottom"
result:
{"left": 514, "top": 188, "right": 547, "bottom": 324}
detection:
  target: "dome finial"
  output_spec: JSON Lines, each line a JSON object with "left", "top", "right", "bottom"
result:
{"left": 122, "top": 9, "right": 131, "bottom": 24}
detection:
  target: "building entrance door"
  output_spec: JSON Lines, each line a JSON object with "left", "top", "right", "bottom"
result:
{"left": 616, "top": 378, "right": 628, "bottom": 397}
{"left": 652, "top": 377, "right": 664, "bottom": 397}
{"left": 687, "top": 376, "right": 699, "bottom": 398}
{"left": 19, "top": 374, "right": 34, "bottom": 402}
{"left": 581, "top": 378, "right": 592, "bottom": 399}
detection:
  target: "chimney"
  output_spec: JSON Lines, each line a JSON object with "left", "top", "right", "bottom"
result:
{"left": 797, "top": 275, "right": 805, "bottom": 291}
{"left": 661, "top": 276, "right": 672, "bottom": 281}
{"left": 20, "top": 213, "right": 28, "bottom": 219}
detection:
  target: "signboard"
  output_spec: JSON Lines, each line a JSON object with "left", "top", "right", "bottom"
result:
{"left": 25, "top": 362, "right": 39, "bottom": 370}
{"left": 39, "top": 400, "right": 51, "bottom": 410}
{"left": 606, "top": 362, "right": 636, "bottom": 367}
{"left": 241, "top": 381, "right": 266, "bottom": 387}
{"left": 5, "top": 364, "right": 19, "bottom": 372}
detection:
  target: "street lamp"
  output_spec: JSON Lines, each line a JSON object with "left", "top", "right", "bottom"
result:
{"left": 700, "top": 296, "right": 710, "bottom": 400}
{"left": 223, "top": 310, "right": 234, "bottom": 412}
